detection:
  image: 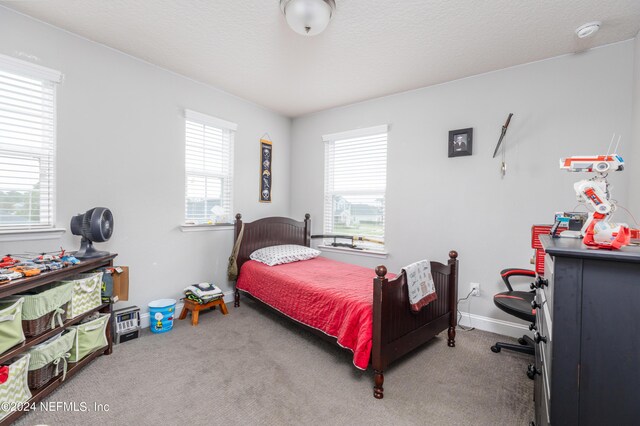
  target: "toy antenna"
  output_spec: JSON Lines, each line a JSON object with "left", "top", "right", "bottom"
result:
{"left": 614, "top": 134, "right": 622, "bottom": 154}
{"left": 606, "top": 133, "right": 615, "bottom": 157}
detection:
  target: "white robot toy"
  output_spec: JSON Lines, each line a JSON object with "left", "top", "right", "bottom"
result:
{"left": 559, "top": 154, "right": 630, "bottom": 249}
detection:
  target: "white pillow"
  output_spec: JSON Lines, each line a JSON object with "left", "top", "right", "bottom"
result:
{"left": 250, "top": 244, "right": 320, "bottom": 267}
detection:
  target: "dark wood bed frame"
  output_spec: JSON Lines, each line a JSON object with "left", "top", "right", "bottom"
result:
{"left": 233, "top": 213, "right": 459, "bottom": 399}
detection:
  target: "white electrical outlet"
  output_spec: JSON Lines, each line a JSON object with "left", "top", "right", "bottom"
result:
{"left": 470, "top": 282, "right": 480, "bottom": 297}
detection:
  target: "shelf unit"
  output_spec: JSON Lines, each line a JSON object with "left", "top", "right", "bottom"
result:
{"left": 0, "top": 254, "right": 117, "bottom": 426}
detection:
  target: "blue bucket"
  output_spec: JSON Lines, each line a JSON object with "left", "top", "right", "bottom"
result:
{"left": 148, "top": 299, "right": 177, "bottom": 334}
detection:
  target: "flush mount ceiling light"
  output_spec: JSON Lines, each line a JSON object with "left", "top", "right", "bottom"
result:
{"left": 575, "top": 21, "right": 601, "bottom": 38}
{"left": 280, "top": 0, "right": 336, "bottom": 36}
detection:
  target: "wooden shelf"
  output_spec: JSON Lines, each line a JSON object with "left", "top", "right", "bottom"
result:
{"left": 0, "top": 254, "right": 117, "bottom": 299}
{"left": 0, "top": 254, "right": 116, "bottom": 426}
{"left": 1, "top": 347, "right": 107, "bottom": 425}
{"left": 0, "top": 303, "right": 110, "bottom": 365}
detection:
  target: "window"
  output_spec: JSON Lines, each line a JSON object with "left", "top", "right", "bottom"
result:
{"left": 184, "top": 110, "right": 236, "bottom": 225}
{"left": 0, "top": 54, "right": 61, "bottom": 230}
{"left": 323, "top": 125, "right": 388, "bottom": 250}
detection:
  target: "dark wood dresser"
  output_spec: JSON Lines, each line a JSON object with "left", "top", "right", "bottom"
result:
{"left": 533, "top": 236, "right": 640, "bottom": 425}
{"left": 0, "top": 254, "right": 116, "bottom": 425}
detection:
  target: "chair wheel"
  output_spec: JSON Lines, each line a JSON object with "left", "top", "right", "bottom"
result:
{"left": 518, "top": 337, "right": 527, "bottom": 345}
{"left": 527, "top": 370, "right": 535, "bottom": 380}
{"left": 490, "top": 345, "right": 501, "bottom": 353}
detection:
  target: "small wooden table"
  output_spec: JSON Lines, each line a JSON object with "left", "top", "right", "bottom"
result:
{"left": 178, "top": 298, "right": 228, "bottom": 326}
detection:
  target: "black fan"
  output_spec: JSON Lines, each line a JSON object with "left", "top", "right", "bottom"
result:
{"left": 70, "top": 207, "right": 114, "bottom": 259}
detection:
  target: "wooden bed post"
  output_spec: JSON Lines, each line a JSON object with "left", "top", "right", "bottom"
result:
{"left": 234, "top": 213, "right": 243, "bottom": 308}
{"left": 303, "top": 213, "right": 311, "bottom": 247}
{"left": 372, "top": 265, "right": 387, "bottom": 399}
{"left": 447, "top": 250, "right": 459, "bottom": 347}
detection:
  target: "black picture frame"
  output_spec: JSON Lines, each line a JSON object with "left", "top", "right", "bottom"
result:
{"left": 448, "top": 128, "right": 473, "bottom": 157}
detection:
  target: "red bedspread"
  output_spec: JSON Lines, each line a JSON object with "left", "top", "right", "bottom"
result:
{"left": 236, "top": 257, "right": 395, "bottom": 370}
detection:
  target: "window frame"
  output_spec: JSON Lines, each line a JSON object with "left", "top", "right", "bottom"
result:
{"left": 322, "top": 124, "right": 389, "bottom": 253}
{"left": 183, "top": 109, "right": 237, "bottom": 227}
{"left": 0, "top": 54, "right": 62, "bottom": 234}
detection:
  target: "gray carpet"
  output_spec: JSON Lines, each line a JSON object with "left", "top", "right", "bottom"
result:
{"left": 16, "top": 298, "right": 533, "bottom": 425}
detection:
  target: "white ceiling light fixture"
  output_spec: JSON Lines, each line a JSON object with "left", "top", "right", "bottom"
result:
{"left": 575, "top": 21, "right": 601, "bottom": 38}
{"left": 280, "top": 0, "right": 336, "bottom": 36}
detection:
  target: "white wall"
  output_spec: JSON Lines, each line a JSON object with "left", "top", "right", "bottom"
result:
{"left": 630, "top": 34, "right": 640, "bottom": 216}
{"left": 0, "top": 7, "right": 291, "bottom": 311}
{"left": 1, "top": 5, "right": 637, "bottom": 331}
{"left": 290, "top": 41, "right": 635, "bottom": 325}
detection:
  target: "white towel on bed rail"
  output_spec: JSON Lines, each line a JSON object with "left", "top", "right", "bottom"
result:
{"left": 402, "top": 260, "right": 437, "bottom": 312}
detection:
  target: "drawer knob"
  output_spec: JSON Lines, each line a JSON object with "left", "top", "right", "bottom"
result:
{"left": 530, "top": 276, "right": 548, "bottom": 289}
{"left": 534, "top": 332, "right": 547, "bottom": 344}
{"left": 529, "top": 323, "right": 537, "bottom": 331}
{"left": 537, "top": 277, "right": 549, "bottom": 288}
{"left": 527, "top": 364, "right": 541, "bottom": 379}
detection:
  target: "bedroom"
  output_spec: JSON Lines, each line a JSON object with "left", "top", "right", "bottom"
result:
{"left": 0, "top": 1, "right": 639, "bottom": 425}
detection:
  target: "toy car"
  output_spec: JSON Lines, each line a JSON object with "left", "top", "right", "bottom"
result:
{"left": 0, "top": 270, "right": 23, "bottom": 280}
{"left": 33, "top": 254, "right": 62, "bottom": 263}
{"left": 21, "top": 262, "right": 48, "bottom": 272}
{"left": 61, "top": 255, "right": 80, "bottom": 265}
{"left": 0, "top": 256, "right": 19, "bottom": 268}
{"left": 46, "top": 261, "right": 64, "bottom": 271}
{"left": 10, "top": 265, "right": 40, "bottom": 277}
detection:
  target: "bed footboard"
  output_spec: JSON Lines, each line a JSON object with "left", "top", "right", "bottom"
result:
{"left": 372, "top": 250, "right": 459, "bottom": 399}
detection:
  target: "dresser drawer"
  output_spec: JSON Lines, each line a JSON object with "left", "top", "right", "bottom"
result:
{"left": 543, "top": 253, "right": 554, "bottom": 316}
{"left": 536, "top": 290, "right": 553, "bottom": 394}
{"left": 541, "top": 362, "right": 551, "bottom": 425}
{"left": 534, "top": 332, "right": 551, "bottom": 426}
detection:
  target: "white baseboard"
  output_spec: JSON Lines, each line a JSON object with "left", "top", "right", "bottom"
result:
{"left": 139, "top": 291, "right": 235, "bottom": 329}
{"left": 137, "top": 295, "right": 528, "bottom": 339}
{"left": 458, "top": 311, "right": 532, "bottom": 339}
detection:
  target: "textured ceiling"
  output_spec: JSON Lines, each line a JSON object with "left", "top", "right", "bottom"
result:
{"left": 2, "top": 0, "right": 640, "bottom": 117}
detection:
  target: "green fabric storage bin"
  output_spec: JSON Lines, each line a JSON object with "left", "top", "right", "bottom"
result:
{"left": 0, "top": 354, "right": 32, "bottom": 421}
{"left": 0, "top": 299, "right": 25, "bottom": 356}
{"left": 60, "top": 272, "right": 103, "bottom": 319}
{"left": 5, "top": 282, "right": 74, "bottom": 337}
{"left": 68, "top": 314, "right": 109, "bottom": 363}
{"left": 27, "top": 329, "right": 76, "bottom": 389}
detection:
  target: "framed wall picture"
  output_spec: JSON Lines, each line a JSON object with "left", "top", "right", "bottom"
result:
{"left": 448, "top": 128, "right": 473, "bottom": 157}
{"left": 259, "top": 139, "right": 272, "bottom": 202}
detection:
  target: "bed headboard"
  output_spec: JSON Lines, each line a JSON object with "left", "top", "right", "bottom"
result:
{"left": 234, "top": 213, "right": 311, "bottom": 271}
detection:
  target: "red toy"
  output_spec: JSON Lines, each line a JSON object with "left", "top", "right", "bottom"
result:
{"left": 0, "top": 256, "right": 19, "bottom": 268}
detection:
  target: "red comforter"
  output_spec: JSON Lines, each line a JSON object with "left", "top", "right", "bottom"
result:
{"left": 236, "top": 257, "right": 395, "bottom": 370}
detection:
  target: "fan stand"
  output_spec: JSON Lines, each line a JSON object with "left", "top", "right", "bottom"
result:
{"left": 74, "top": 237, "right": 110, "bottom": 260}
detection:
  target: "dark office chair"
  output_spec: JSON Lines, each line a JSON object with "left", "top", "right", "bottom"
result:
{"left": 490, "top": 268, "right": 538, "bottom": 356}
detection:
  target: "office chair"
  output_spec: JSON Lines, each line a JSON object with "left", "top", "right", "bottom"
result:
{"left": 490, "top": 268, "right": 537, "bottom": 356}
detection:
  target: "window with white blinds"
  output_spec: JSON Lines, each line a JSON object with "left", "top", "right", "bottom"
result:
{"left": 323, "top": 125, "right": 388, "bottom": 250}
{"left": 184, "top": 110, "right": 236, "bottom": 224}
{"left": 0, "top": 55, "right": 61, "bottom": 230}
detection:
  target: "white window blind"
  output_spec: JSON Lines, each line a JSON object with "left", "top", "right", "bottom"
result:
{"left": 0, "top": 55, "right": 61, "bottom": 230}
{"left": 185, "top": 110, "right": 236, "bottom": 224}
{"left": 323, "top": 125, "right": 388, "bottom": 249}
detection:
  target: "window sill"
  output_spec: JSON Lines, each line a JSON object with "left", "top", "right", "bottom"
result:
{"left": 180, "top": 224, "right": 234, "bottom": 232}
{"left": 318, "top": 245, "right": 388, "bottom": 259}
{"left": 0, "top": 228, "right": 66, "bottom": 242}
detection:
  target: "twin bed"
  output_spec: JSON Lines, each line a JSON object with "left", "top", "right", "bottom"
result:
{"left": 233, "top": 214, "right": 459, "bottom": 399}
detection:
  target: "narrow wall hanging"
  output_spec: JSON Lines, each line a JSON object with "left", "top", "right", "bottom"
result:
{"left": 260, "top": 137, "right": 272, "bottom": 202}
{"left": 492, "top": 113, "right": 513, "bottom": 178}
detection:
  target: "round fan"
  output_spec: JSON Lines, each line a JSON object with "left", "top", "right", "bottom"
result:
{"left": 70, "top": 207, "right": 114, "bottom": 259}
